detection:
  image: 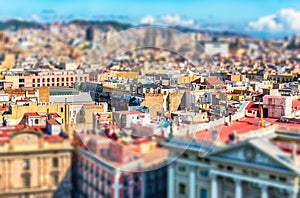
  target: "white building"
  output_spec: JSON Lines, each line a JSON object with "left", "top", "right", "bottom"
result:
{"left": 204, "top": 41, "right": 229, "bottom": 57}
{"left": 165, "top": 131, "right": 300, "bottom": 198}
{"left": 112, "top": 110, "right": 151, "bottom": 129}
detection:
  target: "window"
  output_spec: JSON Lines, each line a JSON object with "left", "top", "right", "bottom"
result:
{"left": 227, "top": 166, "right": 233, "bottom": 171}
{"left": 42, "top": 79, "right": 45, "bottom": 82}
{"left": 24, "top": 159, "right": 30, "bottom": 170}
{"left": 178, "top": 165, "right": 186, "bottom": 172}
{"left": 66, "top": 77, "right": 69, "bottom": 82}
{"left": 269, "top": 174, "right": 276, "bottom": 180}
{"left": 22, "top": 173, "right": 31, "bottom": 188}
{"left": 123, "top": 175, "right": 128, "bottom": 186}
{"left": 242, "top": 169, "right": 249, "bottom": 175}
{"left": 134, "top": 173, "right": 139, "bottom": 182}
{"left": 52, "top": 157, "right": 58, "bottom": 168}
{"left": 178, "top": 183, "right": 186, "bottom": 195}
{"left": 279, "top": 177, "right": 287, "bottom": 182}
{"left": 182, "top": 153, "right": 189, "bottom": 158}
{"left": 52, "top": 78, "right": 55, "bottom": 82}
{"left": 90, "top": 165, "right": 94, "bottom": 174}
{"left": 95, "top": 169, "right": 99, "bottom": 177}
{"left": 251, "top": 171, "right": 259, "bottom": 177}
{"left": 200, "top": 170, "right": 209, "bottom": 177}
{"left": 37, "top": 79, "right": 40, "bottom": 83}
{"left": 34, "top": 119, "right": 39, "bottom": 124}
{"left": 200, "top": 188, "right": 207, "bottom": 198}
{"left": 47, "top": 78, "right": 50, "bottom": 82}
{"left": 60, "top": 107, "right": 64, "bottom": 113}
{"left": 123, "top": 188, "right": 129, "bottom": 198}
{"left": 32, "top": 79, "right": 35, "bottom": 83}
{"left": 57, "top": 78, "right": 59, "bottom": 82}
{"left": 52, "top": 171, "right": 59, "bottom": 185}
{"left": 85, "top": 162, "right": 89, "bottom": 171}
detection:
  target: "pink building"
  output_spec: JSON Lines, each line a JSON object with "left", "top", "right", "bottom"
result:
{"left": 4, "top": 72, "right": 89, "bottom": 88}
{"left": 73, "top": 130, "right": 168, "bottom": 198}
{"left": 263, "top": 95, "right": 292, "bottom": 118}
{"left": 74, "top": 133, "right": 143, "bottom": 198}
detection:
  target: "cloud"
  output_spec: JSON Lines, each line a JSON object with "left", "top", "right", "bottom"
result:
{"left": 160, "top": 14, "right": 195, "bottom": 26}
{"left": 247, "top": 8, "right": 300, "bottom": 32}
{"left": 30, "top": 14, "right": 44, "bottom": 21}
{"left": 140, "top": 14, "right": 196, "bottom": 27}
{"left": 140, "top": 16, "right": 155, "bottom": 25}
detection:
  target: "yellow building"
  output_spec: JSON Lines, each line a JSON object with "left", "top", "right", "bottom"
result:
{"left": 178, "top": 75, "right": 199, "bottom": 84}
{"left": 116, "top": 71, "right": 138, "bottom": 79}
{"left": 0, "top": 53, "right": 15, "bottom": 69}
{"left": 4, "top": 103, "right": 70, "bottom": 130}
{"left": 0, "top": 129, "right": 73, "bottom": 198}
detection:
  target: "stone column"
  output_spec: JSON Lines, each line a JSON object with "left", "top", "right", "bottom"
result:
{"left": 7, "top": 160, "right": 11, "bottom": 188}
{"left": 38, "top": 157, "right": 42, "bottom": 186}
{"left": 289, "top": 188, "right": 298, "bottom": 198}
{"left": 234, "top": 178, "right": 242, "bottom": 198}
{"left": 211, "top": 173, "right": 218, "bottom": 198}
{"left": 113, "top": 170, "right": 121, "bottom": 198}
{"left": 189, "top": 166, "right": 195, "bottom": 198}
{"left": 141, "top": 173, "right": 144, "bottom": 198}
{"left": 261, "top": 184, "right": 268, "bottom": 198}
{"left": 168, "top": 162, "right": 175, "bottom": 198}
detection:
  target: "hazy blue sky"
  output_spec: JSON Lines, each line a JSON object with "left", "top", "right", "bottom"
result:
{"left": 1, "top": 0, "right": 300, "bottom": 36}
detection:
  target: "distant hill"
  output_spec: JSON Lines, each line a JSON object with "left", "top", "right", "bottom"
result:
{"left": 0, "top": 19, "right": 43, "bottom": 30}
{"left": 170, "top": 25, "right": 251, "bottom": 38}
{"left": 0, "top": 19, "right": 133, "bottom": 32}
{"left": 0, "top": 19, "right": 250, "bottom": 38}
{"left": 69, "top": 19, "right": 133, "bottom": 31}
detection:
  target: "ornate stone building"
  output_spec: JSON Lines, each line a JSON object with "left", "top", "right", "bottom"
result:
{"left": 0, "top": 129, "right": 73, "bottom": 198}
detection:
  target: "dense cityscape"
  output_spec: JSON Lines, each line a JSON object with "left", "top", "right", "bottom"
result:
{"left": 2, "top": 1, "right": 300, "bottom": 198}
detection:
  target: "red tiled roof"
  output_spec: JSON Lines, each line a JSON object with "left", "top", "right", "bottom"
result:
{"left": 194, "top": 117, "right": 300, "bottom": 144}
{"left": 116, "top": 110, "right": 144, "bottom": 115}
{"left": 43, "top": 135, "right": 64, "bottom": 141}
{"left": 47, "top": 119, "right": 60, "bottom": 125}
{"left": 25, "top": 112, "right": 39, "bottom": 117}
{"left": 245, "top": 101, "right": 259, "bottom": 111}
{"left": 0, "top": 138, "right": 9, "bottom": 143}
{"left": 133, "top": 138, "right": 152, "bottom": 144}
{"left": 292, "top": 99, "right": 300, "bottom": 108}
{"left": 0, "top": 124, "right": 25, "bottom": 134}
{"left": 204, "top": 77, "right": 223, "bottom": 86}
{"left": 16, "top": 100, "right": 28, "bottom": 102}
{"left": 48, "top": 113, "right": 60, "bottom": 118}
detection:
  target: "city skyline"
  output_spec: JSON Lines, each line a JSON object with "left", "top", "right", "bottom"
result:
{"left": 1, "top": 0, "right": 300, "bottom": 38}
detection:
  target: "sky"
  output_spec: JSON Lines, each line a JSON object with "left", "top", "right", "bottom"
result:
{"left": 1, "top": 0, "right": 300, "bottom": 37}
